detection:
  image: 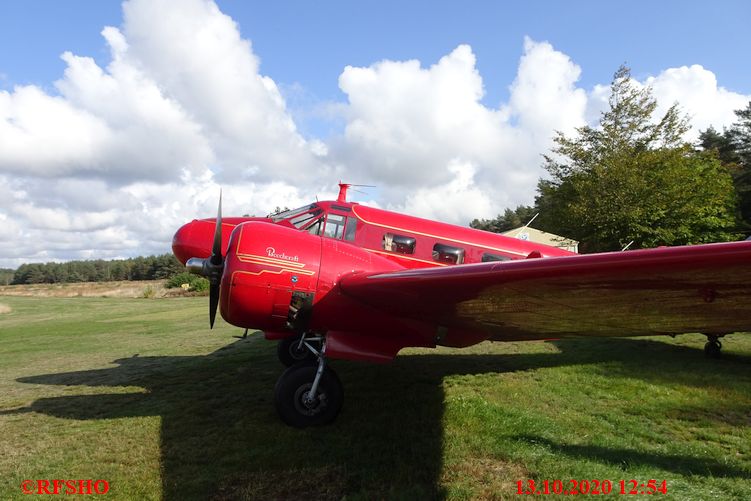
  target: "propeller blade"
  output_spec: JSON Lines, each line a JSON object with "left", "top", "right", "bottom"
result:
{"left": 210, "top": 189, "right": 223, "bottom": 266}
{"left": 209, "top": 280, "right": 220, "bottom": 329}
{"left": 208, "top": 190, "right": 223, "bottom": 329}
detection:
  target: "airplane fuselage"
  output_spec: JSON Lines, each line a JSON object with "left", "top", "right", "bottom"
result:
{"left": 172, "top": 198, "right": 574, "bottom": 362}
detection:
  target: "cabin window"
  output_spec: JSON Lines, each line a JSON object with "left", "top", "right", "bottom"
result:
{"left": 383, "top": 233, "right": 416, "bottom": 254}
{"left": 481, "top": 252, "right": 511, "bottom": 262}
{"left": 323, "top": 213, "right": 346, "bottom": 239}
{"left": 433, "top": 243, "right": 465, "bottom": 264}
{"left": 344, "top": 216, "right": 358, "bottom": 241}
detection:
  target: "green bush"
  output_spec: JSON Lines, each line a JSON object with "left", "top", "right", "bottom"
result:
{"left": 166, "top": 272, "right": 209, "bottom": 292}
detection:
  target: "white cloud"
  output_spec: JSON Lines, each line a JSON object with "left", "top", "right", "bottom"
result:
{"left": 0, "top": 172, "right": 315, "bottom": 268}
{"left": 397, "top": 161, "right": 493, "bottom": 223}
{"left": 332, "top": 38, "right": 588, "bottom": 223}
{"left": 646, "top": 64, "right": 750, "bottom": 139}
{"left": 119, "top": 0, "right": 328, "bottom": 182}
{"left": 582, "top": 65, "right": 751, "bottom": 142}
{"left": 0, "top": 86, "right": 111, "bottom": 177}
{"left": 0, "top": 0, "right": 748, "bottom": 268}
{"left": 0, "top": 0, "right": 327, "bottom": 186}
{"left": 506, "top": 37, "right": 588, "bottom": 142}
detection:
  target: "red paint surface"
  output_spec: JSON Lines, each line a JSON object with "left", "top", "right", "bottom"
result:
{"left": 173, "top": 198, "right": 751, "bottom": 363}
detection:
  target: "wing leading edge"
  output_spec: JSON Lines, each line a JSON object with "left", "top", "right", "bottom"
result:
{"left": 338, "top": 241, "right": 751, "bottom": 341}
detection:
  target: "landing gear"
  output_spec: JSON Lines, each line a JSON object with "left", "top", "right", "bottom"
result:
{"left": 277, "top": 333, "right": 321, "bottom": 367}
{"left": 274, "top": 351, "right": 343, "bottom": 427}
{"left": 233, "top": 328, "right": 250, "bottom": 340}
{"left": 704, "top": 335, "right": 722, "bottom": 359}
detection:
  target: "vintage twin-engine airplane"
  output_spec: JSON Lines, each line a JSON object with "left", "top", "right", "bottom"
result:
{"left": 172, "top": 183, "right": 751, "bottom": 427}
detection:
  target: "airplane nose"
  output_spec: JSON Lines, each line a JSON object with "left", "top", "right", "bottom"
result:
{"left": 172, "top": 220, "right": 204, "bottom": 265}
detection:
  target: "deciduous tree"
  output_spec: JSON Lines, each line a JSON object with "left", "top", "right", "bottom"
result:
{"left": 536, "top": 65, "right": 738, "bottom": 252}
{"left": 470, "top": 205, "right": 538, "bottom": 233}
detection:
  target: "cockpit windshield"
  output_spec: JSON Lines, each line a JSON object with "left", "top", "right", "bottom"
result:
{"left": 269, "top": 204, "right": 318, "bottom": 223}
{"left": 289, "top": 209, "right": 323, "bottom": 228}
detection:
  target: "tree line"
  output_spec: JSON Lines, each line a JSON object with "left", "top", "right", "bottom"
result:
{"left": 0, "top": 269, "right": 14, "bottom": 286}
{"left": 472, "top": 65, "right": 751, "bottom": 253}
{"left": 9, "top": 254, "right": 184, "bottom": 285}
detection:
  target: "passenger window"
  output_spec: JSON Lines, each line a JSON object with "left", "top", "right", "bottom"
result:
{"left": 344, "top": 216, "right": 358, "bottom": 241}
{"left": 481, "top": 252, "right": 511, "bottom": 262}
{"left": 323, "top": 214, "right": 346, "bottom": 239}
{"left": 433, "top": 243, "right": 465, "bottom": 264}
{"left": 383, "top": 233, "right": 416, "bottom": 254}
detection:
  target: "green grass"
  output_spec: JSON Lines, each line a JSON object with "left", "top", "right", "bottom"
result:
{"left": 1, "top": 296, "right": 749, "bottom": 500}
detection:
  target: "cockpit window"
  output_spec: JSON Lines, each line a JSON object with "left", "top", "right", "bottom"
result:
{"left": 323, "top": 213, "right": 346, "bottom": 239}
{"left": 289, "top": 209, "right": 322, "bottom": 229}
{"left": 307, "top": 219, "right": 323, "bottom": 235}
{"left": 270, "top": 204, "right": 317, "bottom": 222}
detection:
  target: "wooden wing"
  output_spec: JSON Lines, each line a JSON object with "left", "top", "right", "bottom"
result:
{"left": 339, "top": 241, "right": 751, "bottom": 340}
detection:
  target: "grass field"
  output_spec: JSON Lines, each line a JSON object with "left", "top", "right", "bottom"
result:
{"left": 0, "top": 294, "right": 749, "bottom": 500}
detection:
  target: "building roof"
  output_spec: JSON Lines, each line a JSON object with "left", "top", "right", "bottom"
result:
{"left": 501, "top": 226, "right": 579, "bottom": 253}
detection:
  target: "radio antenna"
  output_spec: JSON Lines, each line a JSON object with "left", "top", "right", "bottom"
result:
{"left": 337, "top": 182, "right": 375, "bottom": 202}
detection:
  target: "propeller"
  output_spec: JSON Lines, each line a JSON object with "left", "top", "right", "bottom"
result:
{"left": 186, "top": 191, "right": 224, "bottom": 328}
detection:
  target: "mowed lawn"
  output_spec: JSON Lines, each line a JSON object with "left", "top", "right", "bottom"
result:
{"left": 0, "top": 295, "right": 749, "bottom": 500}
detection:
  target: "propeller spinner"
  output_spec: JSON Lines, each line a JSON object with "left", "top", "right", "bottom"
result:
{"left": 186, "top": 192, "right": 224, "bottom": 328}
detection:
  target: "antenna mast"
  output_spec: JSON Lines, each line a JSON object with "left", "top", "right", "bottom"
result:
{"left": 337, "top": 182, "right": 351, "bottom": 203}
{"left": 337, "top": 182, "right": 375, "bottom": 203}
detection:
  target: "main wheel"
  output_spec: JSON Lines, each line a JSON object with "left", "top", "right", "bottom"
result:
{"left": 704, "top": 339, "right": 722, "bottom": 358}
{"left": 277, "top": 336, "right": 317, "bottom": 367}
{"left": 274, "top": 362, "right": 343, "bottom": 427}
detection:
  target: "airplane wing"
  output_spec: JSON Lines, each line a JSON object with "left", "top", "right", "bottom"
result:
{"left": 338, "top": 241, "right": 751, "bottom": 340}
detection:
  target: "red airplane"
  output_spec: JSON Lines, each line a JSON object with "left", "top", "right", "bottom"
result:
{"left": 172, "top": 183, "right": 751, "bottom": 427}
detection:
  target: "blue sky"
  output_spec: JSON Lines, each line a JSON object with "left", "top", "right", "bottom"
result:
{"left": 2, "top": 1, "right": 749, "bottom": 111}
{"left": 0, "top": 0, "right": 750, "bottom": 266}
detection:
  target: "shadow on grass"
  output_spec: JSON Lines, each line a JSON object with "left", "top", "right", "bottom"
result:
{"left": 513, "top": 435, "right": 749, "bottom": 478}
{"left": 12, "top": 335, "right": 751, "bottom": 499}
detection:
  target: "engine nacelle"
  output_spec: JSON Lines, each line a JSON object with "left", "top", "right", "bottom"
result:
{"left": 220, "top": 222, "right": 322, "bottom": 331}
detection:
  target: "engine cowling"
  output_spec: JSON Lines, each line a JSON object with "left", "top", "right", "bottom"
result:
{"left": 180, "top": 217, "right": 443, "bottom": 363}
{"left": 220, "top": 222, "right": 322, "bottom": 331}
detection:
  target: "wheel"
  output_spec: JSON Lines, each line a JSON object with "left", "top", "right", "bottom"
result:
{"left": 704, "top": 339, "right": 722, "bottom": 358}
{"left": 274, "top": 362, "right": 343, "bottom": 427}
{"left": 277, "top": 336, "right": 317, "bottom": 367}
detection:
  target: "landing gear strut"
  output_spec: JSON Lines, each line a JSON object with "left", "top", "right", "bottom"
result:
{"left": 704, "top": 335, "right": 722, "bottom": 359}
{"left": 277, "top": 333, "right": 321, "bottom": 367}
{"left": 274, "top": 338, "right": 343, "bottom": 427}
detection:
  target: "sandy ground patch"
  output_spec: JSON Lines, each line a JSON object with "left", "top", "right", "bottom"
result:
{"left": 0, "top": 280, "right": 168, "bottom": 298}
{"left": 0, "top": 303, "right": 11, "bottom": 314}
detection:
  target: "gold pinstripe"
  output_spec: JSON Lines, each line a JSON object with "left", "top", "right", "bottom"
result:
{"left": 352, "top": 205, "right": 527, "bottom": 257}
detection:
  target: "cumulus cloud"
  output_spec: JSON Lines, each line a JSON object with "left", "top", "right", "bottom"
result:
{"left": 0, "top": 0, "right": 749, "bottom": 267}
{"left": 584, "top": 65, "right": 751, "bottom": 141}
{"left": 0, "top": 172, "right": 313, "bottom": 267}
{"left": 398, "top": 161, "right": 493, "bottom": 224}
{"left": 332, "top": 38, "right": 588, "bottom": 222}
{"left": 647, "top": 64, "right": 751, "bottom": 139}
{"left": 506, "top": 37, "right": 588, "bottom": 142}
{"left": 0, "top": 86, "right": 111, "bottom": 177}
{"left": 0, "top": 0, "right": 330, "bottom": 267}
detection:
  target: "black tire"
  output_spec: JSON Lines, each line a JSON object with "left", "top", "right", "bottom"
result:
{"left": 274, "top": 362, "right": 343, "bottom": 427}
{"left": 704, "top": 340, "right": 722, "bottom": 359}
{"left": 277, "top": 337, "right": 317, "bottom": 367}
